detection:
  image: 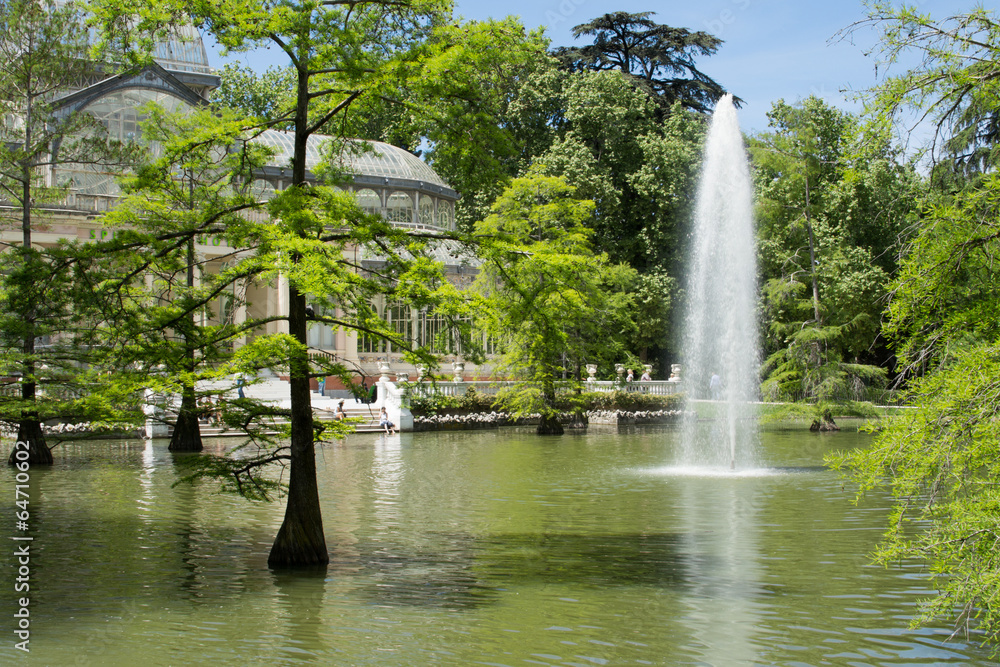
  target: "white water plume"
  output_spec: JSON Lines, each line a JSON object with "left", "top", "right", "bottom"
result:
{"left": 680, "top": 94, "right": 760, "bottom": 470}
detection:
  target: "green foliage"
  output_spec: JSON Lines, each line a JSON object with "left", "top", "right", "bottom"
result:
{"left": 474, "top": 174, "right": 609, "bottom": 425}
{"left": 883, "top": 173, "right": 1000, "bottom": 372}
{"left": 212, "top": 63, "right": 295, "bottom": 127}
{"left": 855, "top": 2, "right": 1000, "bottom": 182}
{"left": 407, "top": 387, "right": 499, "bottom": 415}
{"left": 578, "top": 390, "right": 683, "bottom": 412}
{"left": 0, "top": 0, "right": 140, "bottom": 451}
{"left": 834, "top": 4, "right": 1000, "bottom": 647}
{"left": 829, "top": 342, "right": 1000, "bottom": 645}
{"left": 536, "top": 72, "right": 706, "bottom": 275}
{"left": 408, "top": 387, "right": 683, "bottom": 416}
{"left": 750, "top": 96, "right": 918, "bottom": 402}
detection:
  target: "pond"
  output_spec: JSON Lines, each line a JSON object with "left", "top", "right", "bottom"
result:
{"left": 0, "top": 425, "right": 994, "bottom": 665}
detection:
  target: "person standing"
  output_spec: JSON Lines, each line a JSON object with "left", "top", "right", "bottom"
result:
{"left": 626, "top": 369, "right": 634, "bottom": 383}
{"left": 317, "top": 375, "right": 326, "bottom": 397}
{"left": 710, "top": 372, "right": 722, "bottom": 400}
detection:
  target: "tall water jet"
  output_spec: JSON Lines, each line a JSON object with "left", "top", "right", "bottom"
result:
{"left": 681, "top": 94, "right": 759, "bottom": 470}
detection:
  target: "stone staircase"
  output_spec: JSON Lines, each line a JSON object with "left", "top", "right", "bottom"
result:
{"left": 161, "top": 375, "right": 393, "bottom": 437}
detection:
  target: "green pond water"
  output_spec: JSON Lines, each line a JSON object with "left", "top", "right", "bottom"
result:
{"left": 0, "top": 425, "right": 994, "bottom": 666}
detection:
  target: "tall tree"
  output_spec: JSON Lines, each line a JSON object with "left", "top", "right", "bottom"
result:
{"left": 832, "top": 3, "right": 1000, "bottom": 646}
{"left": 86, "top": 106, "right": 272, "bottom": 452}
{"left": 848, "top": 2, "right": 1000, "bottom": 184}
{"left": 0, "top": 0, "right": 134, "bottom": 464}
{"left": 474, "top": 173, "right": 619, "bottom": 434}
{"left": 552, "top": 11, "right": 734, "bottom": 114}
{"left": 88, "top": 0, "right": 526, "bottom": 568}
{"left": 749, "top": 96, "right": 917, "bottom": 405}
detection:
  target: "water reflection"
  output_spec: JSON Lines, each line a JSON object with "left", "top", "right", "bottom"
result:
{"left": 0, "top": 429, "right": 994, "bottom": 665}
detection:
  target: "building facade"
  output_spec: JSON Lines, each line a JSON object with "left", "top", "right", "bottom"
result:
{"left": 0, "top": 23, "right": 485, "bottom": 388}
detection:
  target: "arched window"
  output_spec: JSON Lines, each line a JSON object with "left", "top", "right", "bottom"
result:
{"left": 438, "top": 200, "right": 454, "bottom": 230}
{"left": 417, "top": 309, "right": 466, "bottom": 354}
{"left": 419, "top": 197, "right": 435, "bottom": 228}
{"left": 386, "top": 191, "right": 414, "bottom": 225}
{"left": 354, "top": 188, "right": 381, "bottom": 216}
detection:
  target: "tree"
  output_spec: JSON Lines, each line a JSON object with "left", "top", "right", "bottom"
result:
{"left": 830, "top": 178, "right": 1000, "bottom": 643}
{"left": 748, "top": 97, "right": 917, "bottom": 406}
{"left": 0, "top": 0, "right": 135, "bottom": 464}
{"left": 847, "top": 2, "right": 1000, "bottom": 184}
{"left": 212, "top": 63, "right": 295, "bottom": 128}
{"left": 831, "top": 3, "right": 1000, "bottom": 646}
{"left": 474, "top": 173, "right": 613, "bottom": 434}
{"left": 86, "top": 105, "right": 272, "bottom": 452}
{"left": 403, "top": 18, "right": 553, "bottom": 230}
{"left": 88, "top": 0, "right": 519, "bottom": 568}
{"left": 552, "top": 11, "right": 734, "bottom": 114}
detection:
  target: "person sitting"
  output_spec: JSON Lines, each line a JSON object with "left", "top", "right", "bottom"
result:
{"left": 626, "top": 369, "right": 634, "bottom": 383}
{"left": 335, "top": 401, "right": 346, "bottom": 420}
{"left": 379, "top": 406, "right": 396, "bottom": 434}
{"left": 640, "top": 369, "right": 651, "bottom": 381}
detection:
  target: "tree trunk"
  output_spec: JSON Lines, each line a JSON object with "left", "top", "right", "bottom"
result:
{"left": 267, "top": 63, "right": 329, "bottom": 568}
{"left": 8, "top": 419, "right": 51, "bottom": 466}
{"left": 536, "top": 379, "right": 564, "bottom": 435}
{"left": 168, "top": 386, "right": 203, "bottom": 452}
{"left": 169, "top": 300, "right": 203, "bottom": 452}
{"left": 268, "top": 286, "right": 328, "bottom": 568}
{"left": 536, "top": 413, "right": 565, "bottom": 435}
{"left": 13, "top": 114, "right": 50, "bottom": 466}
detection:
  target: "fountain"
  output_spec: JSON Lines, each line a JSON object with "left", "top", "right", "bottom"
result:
{"left": 680, "top": 93, "right": 760, "bottom": 470}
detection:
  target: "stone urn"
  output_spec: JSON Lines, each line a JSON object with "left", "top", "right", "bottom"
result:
{"left": 377, "top": 362, "right": 392, "bottom": 383}
{"left": 416, "top": 365, "right": 427, "bottom": 381}
{"left": 452, "top": 361, "right": 465, "bottom": 383}
{"left": 669, "top": 364, "right": 682, "bottom": 382}
{"left": 586, "top": 364, "right": 598, "bottom": 382}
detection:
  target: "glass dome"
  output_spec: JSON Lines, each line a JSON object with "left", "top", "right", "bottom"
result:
{"left": 255, "top": 130, "right": 450, "bottom": 189}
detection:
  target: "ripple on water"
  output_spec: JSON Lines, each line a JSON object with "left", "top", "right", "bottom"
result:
{"left": 636, "top": 464, "right": 822, "bottom": 478}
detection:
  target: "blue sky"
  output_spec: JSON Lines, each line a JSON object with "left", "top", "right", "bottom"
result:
{"left": 210, "top": 0, "right": 980, "bottom": 136}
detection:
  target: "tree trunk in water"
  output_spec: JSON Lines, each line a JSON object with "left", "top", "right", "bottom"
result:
{"left": 8, "top": 419, "right": 51, "bottom": 466}
{"left": 536, "top": 413, "right": 564, "bottom": 435}
{"left": 268, "top": 286, "right": 329, "bottom": 568}
{"left": 168, "top": 387, "right": 203, "bottom": 452}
